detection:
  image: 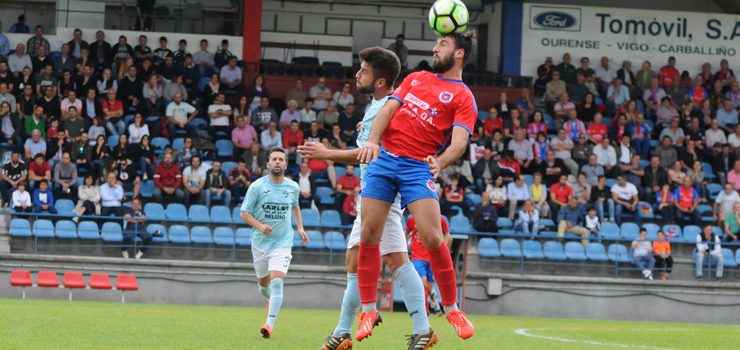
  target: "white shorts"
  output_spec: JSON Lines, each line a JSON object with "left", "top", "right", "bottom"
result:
{"left": 347, "top": 194, "right": 408, "bottom": 256}
{"left": 251, "top": 246, "right": 293, "bottom": 279}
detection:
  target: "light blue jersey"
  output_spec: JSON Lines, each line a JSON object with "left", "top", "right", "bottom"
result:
{"left": 240, "top": 176, "right": 300, "bottom": 250}
{"left": 357, "top": 96, "right": 390, "bottom": 185}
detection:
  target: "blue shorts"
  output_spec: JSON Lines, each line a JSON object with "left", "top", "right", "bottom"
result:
{"left": 412, "top": 259, "right": 435, "bottom": 283}
{"left": 362, "top": 149, "right": 439, "bottom": 208}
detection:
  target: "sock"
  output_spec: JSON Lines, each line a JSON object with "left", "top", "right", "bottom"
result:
{"left": 357, "top": 243, "right": 381, "bottom": 305}
{"left": 427, "top": 243, "right": 458, "bottom": 310}
{"left": 424, "top": 285, "right": 431, "bottom": 314}
{"left": 258, "top": 285, "right": 271, "bottom": 299}
{"left": 332, "top": 273, "right": 359, "bottom": 337}
{"left": 395, "top": 263, "right": 431, "bottom": 335}
{"left": 266, "top": 278, "right": 284, "bottom": 328}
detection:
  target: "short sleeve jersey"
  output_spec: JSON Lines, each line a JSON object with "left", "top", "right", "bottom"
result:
{"left": 384, "top": 71, "right": 477, "bottom": 161}
{"left": 240, "top": 176, "right": 300, "bottom": 250}
{"left": 407, "top": 215, "right": 449, "bottom": 262}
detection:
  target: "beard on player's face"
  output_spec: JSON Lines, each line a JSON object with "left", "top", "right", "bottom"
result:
{"left": 433, "top": 50, "right": 456, "bottom": 73}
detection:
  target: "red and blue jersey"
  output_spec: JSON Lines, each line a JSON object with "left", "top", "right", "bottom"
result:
{"left": 384, "top": 71, "right": 477, "bottom": 161}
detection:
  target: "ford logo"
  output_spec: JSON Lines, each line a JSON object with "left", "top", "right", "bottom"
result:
{"left": 534, "top": 12, "right": 576, "bottom": 29}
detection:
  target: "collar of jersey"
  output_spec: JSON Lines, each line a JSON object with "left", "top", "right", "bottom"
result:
{"left": 435, "top": 73, "right": 464, "bottom": 84}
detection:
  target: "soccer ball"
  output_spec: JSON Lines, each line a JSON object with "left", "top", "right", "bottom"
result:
{"left": 428, "top": 0, "right": 469, "bottom": 35}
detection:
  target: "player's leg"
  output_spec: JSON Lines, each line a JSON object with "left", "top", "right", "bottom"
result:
{"left": 260, "top": 247, "right": 292, "bottom": 338}
{"left": 407, "top": 199, "right": 474, "bottom": 340}
{"left": 321, "top": 246, "right": 358, "bottom": 350}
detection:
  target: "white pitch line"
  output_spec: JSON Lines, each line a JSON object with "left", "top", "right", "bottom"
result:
{"left": 513, "top": 328, "right": 677, "bottom": 350}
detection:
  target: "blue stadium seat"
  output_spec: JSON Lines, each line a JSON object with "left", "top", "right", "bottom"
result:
{"left": 188, "top": 204, "right": 210, "bottom": 222}
{"left": 638, "top": 201, "right": 654, "bottom": 220}
{"left": 77, "top": 221, "right": 99, "bottom": 240}
{"left": 564, "top": 242, "right": 587, "bottom": 261}
{"left": 215, "top": 140, "right": 234, "bottom": 158}
{"left": 600, "top": 222, "right": 621, "bottom": 240}
{"left": 681, "top": 225, "right": 700, "bottom": 243}
{"left": 663, "top": 224, "right": 684, "bottom": 242}
{"left": 147, "top": 224, "right": 168, "bottom": 243}
{"left": 140, "top": 180, "right": 155, "bottom": 198}
{"left": 450, "top": 216, "right": 474, "bottom": 233}
{"left": 543, "top": 241, "right": 566, "bottom": 260}
{"left": 697, "top": 205, "right": 714, "bottom": 222}
{"left": 324, "top": 231, "right": 347, "bottom": 250}
{"left": 642, "top": 223, "right": 660, "bottom": 240}
{"left": 467, "top": 193, "right": 482, "bottom": 205}
{"left": 334, "top": 166, "right": 346, "bottom": 179}
{"left": 736, "top": 249, "right": 740, "bottom": 265}
{"left": 32, "top": 219, "right": 55, "bottom": 238}
{"left": 172, "top": 138, "right": 185, "bottom": 151}
{"left": 620, "top": 222, "right": 640, "bottom": 240}
{"left": 151, "top": 137, "right": 170, "bottom": 151}
{"left": 191, "top": 226, "right": 213, "bottom": 244}
{"left": 210, "top": 205, "right": 232, "bottom": 224}
{"left": 478, "top": 238, "right": 500, "bottom": 258}
{"left": 707, "top": 183, "right": 722, "bottom": 200}
{"left": 477, "top": 110, "right": 490, "bottom": 121}
{"left": 538, "top": 218, "right": 555, "bottom": 229}
{"left": 607, "top": 244, "right": 631, "bottom": 263}
{"left": 522, "top": 240, "right": 544, "bottom": 259}
{"left": 605, "top": 178, "right": 617, "bottom": 188}
{"left": 108, "top": 135, "right": 120, "bottom": 148}
{"left": 168, "top": 225, "right": 191, "bottom": 244}
{"left": 222, "top": 161, "right": 237, "bottom": 175}
{"left": 55, "top": 199, "right": 75, "bottom": 216}
{"left": 301, "top": 208, "right": 321, "bottom": 227}
{"left": 500, "top": 239, "right": 522, "bottom": 258}
{"left": 233, "top": 207, "right": 243, "bottom": 224}
{"left": 166, "top": 203, "right": 187, "bottom": 220}
{"left": 190, "top": 118, "right": 207, "bottom": 130}
{"left": 304, "top": 230, "right": 324, "bottom": 249}
{"left": 101, "top": 222, "right": 123, "bottom": 242}
{"left": 144, "top": 203, "right": 165, "bottom": 221}
{"left": 55, "top": 220, "right": 77, "bottom": 239}
{"left": 702, "top": 162, "right": 715, "bottom": 180}
{"left": 721, "top": 248, "right": 737, "bottom": 267}
{"left": 320, "top": 210, "right": 343, "bottom": 228}
{"left": 315, "top": 187, "right": 335, "bottom": 206}
{"left": 496, "top": 217, "right": 513, "bottom": 229}
{"left": 235, "top": 228, "right": 252, "bottom": 246}
{"left": 213, "top": 227, "right": 235, "bottom": 245}
{"left": 586, "top": 243, "right": 609, "bottom": 261}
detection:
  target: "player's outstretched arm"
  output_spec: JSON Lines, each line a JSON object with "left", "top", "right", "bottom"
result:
{"left": 240, "top": 210, "right": 272, "bottom": 234}
{"left": 297, "top": 141, "right": 361, "bottom": 165}
{"left": 292, "top": 206, "right": 309, "bottom": 245}
{"left": 358, "top": 99, "right": 401, "bottom": 163}
{"left": 427, "top": 126, "right": 470, "bottom": 178}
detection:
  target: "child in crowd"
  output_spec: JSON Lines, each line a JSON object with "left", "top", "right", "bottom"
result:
{"left": 11, "top": 181, "right": 32, "bottom": 213}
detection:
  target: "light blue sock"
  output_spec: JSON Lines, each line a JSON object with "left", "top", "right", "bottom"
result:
{"left": 258, "top": 285, "right": 270, "bottom": 299}
{"left": 395, "top": 263, "right": 430, "bottom": 335}
{"left": 266, "top": 278, "right": 284, "bottom": 328}
{"left": 333, "top": 273, "right": 360, "bottom": 336}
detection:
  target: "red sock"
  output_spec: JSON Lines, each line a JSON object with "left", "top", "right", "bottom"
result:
{"left": 424, "top": 286, "right": 430, "bottom": 314}
{"left": 357, "top": 243, "right": 381, "bottom": 304}
{"left": 428, "top": 243, "right": 457, "bottom": 307}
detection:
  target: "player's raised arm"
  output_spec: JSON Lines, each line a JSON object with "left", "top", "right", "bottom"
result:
{"left": 426, "top": 126, "right": 470, "bottom": 178}
{"left": 357, "top": 99, "right": 401, "bottom": 163}
{"left": 297, "top": 141, "right": 361, "bottom": 165}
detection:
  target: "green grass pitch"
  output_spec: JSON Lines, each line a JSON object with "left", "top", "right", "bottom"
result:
{"left": 0, "top": 298, "right": 737, "bottom": 349}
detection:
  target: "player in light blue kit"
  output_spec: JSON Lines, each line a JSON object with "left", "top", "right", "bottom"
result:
{"left": 300, "top": 47, "right": 436, "bottom": 350}
{"left": 240, "top": 147, "right": 308, "bottom": 339}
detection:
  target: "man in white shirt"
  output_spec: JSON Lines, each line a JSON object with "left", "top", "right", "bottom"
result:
{"left": 611, "top": 175, "right": 640, "bottom": 225}
{"left": 705, "top": 119, "right": 728, "bottom": 148}
{"left": 506, "top": 175, "right": 531, "bottom": 220}
{"left": 695, "top": 224, "right": 724, "bottom": 280}
{"left": 166, "top": 91, "right": 198, "bottom": 137}
{"left": 297, "top": 161, "right": 313, "bottom": 208}
{"left": 8, "top": 43, "right": 32, "bottom": 75}
{"left": 727, "top": 124, "right": 740, "bottom": 150}
{"left": 100, "top": 171, "right": 124, "bottom": 216}
{"left": 182, "top": 155, "right": 209, "bottom": 205}
{"left": 309, "top": 77, "right": 332, "bottom": 112}
{"left": 0, "top": 82, "right": 16, "bottom": 112}
{"left": 592, "top": 137, "right": 617, "bottom": 176}
{"left": 60, "top": 90, "right": 82, "bottom": 121}
{"left": 550, "top": 129, "right": 579, "bottom": 176}
{"left": 713, "top": 183, "right": 739, "bottom": 221}
{"left": 208, "top": 92, "right": 232, "bottom": 138}
{"left": 594, "top": 56, "right": 617, "bottom": 94}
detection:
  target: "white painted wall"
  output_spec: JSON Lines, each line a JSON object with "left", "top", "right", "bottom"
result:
{"left": 485, "top": 2, "right": 503, "bottom": 73}
{"left": 55, "top": 0, "right": 105, "bottom": 29}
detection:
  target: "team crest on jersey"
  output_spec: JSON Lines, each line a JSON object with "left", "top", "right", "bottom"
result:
{"left": 282, "top": 190, "right": 290, "bottom": 198}
{"left": 426, "top": 179, "right": 436, "bottom": 192}
{"left": 411, "top": 79, "right": 421, "bottom": 86}
{"left": 438, "top": 91, "right": 454, "bottom": 103}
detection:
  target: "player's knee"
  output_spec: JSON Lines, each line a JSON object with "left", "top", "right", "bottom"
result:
{"left": 420, "top": 230, "right": 443, "bottom": 248}
{"left": 383, "top": 252, "right": 409, "bottom": 271}
{"left": 360, "top": 223, "right": 383, "bottom": 243}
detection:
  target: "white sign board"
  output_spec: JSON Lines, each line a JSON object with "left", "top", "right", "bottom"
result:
{"left": 520, "top": 3, "right": 740, "bottom": 76}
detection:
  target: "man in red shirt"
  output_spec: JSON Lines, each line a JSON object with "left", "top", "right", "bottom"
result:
{"left": 153, "top": 153, "right": 184, "bottom": 204}
{"left": 550, "top": 174, "right": 573, "bottom": 219}
{"left": 659, "top": 56, "right": 679, "bottom": 89}
{"left": 335, "top": 165, "right": 360, "bottom": 212}
{"left": 482, "top": 107, "right": 503, "bottom": 142}
{"left": 102, "top": 89, "right": 126, "bottom": 136}
{"left": 27, "top": 153, "right": 51, "bottom": 189}
{"left": 281, "top": 120, "right": 304, "bottom": 161}
{"left": 406, "top": 215, "right": 451, "bottom": 315}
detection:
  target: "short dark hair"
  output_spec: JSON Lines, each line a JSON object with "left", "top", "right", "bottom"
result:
{"left": 443, "top": 31, "right": 476, "bottom": 62}
{"left": 357, "top": 46, "right": 401, "bottom": 88}
{"left": 269, "top": 147, "right": 287, "bottom": 156}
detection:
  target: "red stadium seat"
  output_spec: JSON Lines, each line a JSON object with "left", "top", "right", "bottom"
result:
{"left": 89, "top": 273, "right": 112, "bottom": 290}
{"left": 10, "top": 270, "right": 32, "bottom": 299}
{"left": 36, "top": 271, "right": 59, "bottom": 288}
{"left": 63, "top": 272, "right": 87, "bottom": 301}
{"left": 116, "top": 274, "right": 139, "bottom": 303}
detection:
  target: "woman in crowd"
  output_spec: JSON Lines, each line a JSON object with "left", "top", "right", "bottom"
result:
{"left": 248, "top": 75, "right": 269, "bottom": 111}
{"left": 73, "top": 175, "right": 101, "bottom": 221}
{"left": 142, "top": 74, "right": 163, "bottom": 116}
{"left": 127, "top": 113, "right": 149, "bottom": 144}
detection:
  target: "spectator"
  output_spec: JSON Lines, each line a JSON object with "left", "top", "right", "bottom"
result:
{"left": 27, "top": 25, "right": 50, "bottom": 57}
{"left": 705, "top": 119, "right": 727, "bottom": 149}
{"left": 497, "top": 151, "right": 521, "bottom": 183}
{"left": 648, "top": 231, "right": 673, "bottom": 280}
{"left": 508, "top": 129, "right": 533, "bottom": 170}
{"left": 213, "top": 40, "right": 233, "bottom": 69}
{"left": 24, "top": 105, "right": 46, "bottom": 139}
{"left": 11, "top": 181, "right": 32, "bottom": 213}
{"left": 341, "top": 191, "right": 358, "bottom": 225}
{"left": 121, "top": 198, "right": 156, "bottom": 260}
{"left": 182, "top": 155, "right": 207, "bottom": 205}
{"left": 563, "top": 110, "right": 586, "bottom": 143}
{"left": 193, "top": 39, "right": 215, "bottom": 76}
{"left": 635, "top": 61, "right": 658, "bottom": 93}
{"left": 336, "top": 164, "right": 360, "bottom": 210}
{"left": 165, "top": 91, "right": 198, "bottom": 138}
{"left": 659, "top": 56, "right": 679, "bottom": 88}
{"left": 102, "top": 89, "right": 126, "bottom": 136}
{"left": 716, "top": 99, "right": 738, "bottom": 132}
{"left": 483, "top": 108, "right": 504, "bottom": 143}
{"left": 0, "top": 84, "right": 16, "bottom": 113}
{"left": 695, "top": 224, "right": 724, "bottom": 280}
{"left": 279, "top": 99, "right": 301, "bottom": 129}
{"left": 0, "top": 151, "right": 26, "bottom": 208}
{"left": 581, "top": 155, "right": 604, "bottom": 187}
{"left": 81, "top": 88, "right": 102, "bottom": 123}
{"left": 157, "top": 55, "right": 180, "bottom": 82}
{"left": 551, "top": 129, "right": 579, "bottom": 176}
{"left": 231, "top": 115, "right": 258, "bottom": 159}
{"left": 201, "top": 73, "right": 220, "bottom": 109}
{"left": 567, "top": 73, "right": 589, "bottom": 105}
{"left": 96, "top": 68, "right": 118, "bottom": 96}
{"left": 300, "top": 98, "right": 317, "bottom": 127}
{"left": 550, "top": 174, "right": 573, "bottom": 219}
{"left": 133, "top": 34, "right": 151, "bottom": 62}
{"left": 473, "top": 148, "right": 497, "bottom": 191}
{"left": 653, "top": 136, "right": 678, "bottom": 170}
{"left": 53, "top": 152, "right": 78, "bottom": 199}
{"left": 667, "top": 159, "right": 686, "bottom": 188}
{"left": 286, "top": 79, "right": 308, "bottom": 108}
{"left": 172, "top": 39, "right": 190, "bottom": 65}
{"left": 594, "top": 56, "right": 617, "bottom": 92}
{"left": 118, "top": 65, "right": 142, "bottom": 112}
{"left": 586, "top": 113, "right": 608, "bottom": 145}
{"left": 721, "top": 202, "right": 740, "bottom": 243}
{"left": 686, "top": 161, "right": 709, "bottom": 203}
{"left": 606, "top": 78, "right": 630, "bottom": 114}
{"left": 283, "top": 120, "right": 304, "bottom": 154}
{"left": 673, "top": 177, "right": 701, "bottom": 226}
{"left": 338, "top": 104, "right": 361, "bottom": 142}
{"left": 127, "top": 113, "right": 149, "bottom": 144}
{"left": 318, "top": 102, "right": 340, "bottom": 129}
{"left": 260, "top": 121, "right": 283, "bottom": 150}
{"left": 304, "top": 121, "right": 327, "bottom": 144}
{"left": 585, "top": 207, "right": 600, "bottom": 238}
{"left": 73, "top": 175, "right": 101, "bottom": 221}
{"left": 9, "top": 15, "right": 30, "bottom": 34}
{"left": 204, "top": 160, "right": 231, "bottom": 207}
{"left": 99, "top": 171, "right": 123, "bottom": 216}
{"left": 153, "top": 153, "right": 184, "bottom": 204}
{"left": 219, "top": 56, "right": 242, "bottom": 93}
{"left": 713, "top": 183, "right": 739, "bottom": 222}
{"left": 163, "top": 74, "right": 188, "bottom": 104}
{"left": 310, "top": 77, "right": 332, "bottom": 112}
{"left": 655, "top": 184, "right": 676, "bottom": 224}
{"left": 643, "top": 78, "right": 666, "bottom": 120}
{"left": 557, "top": 197, "right": 590, "bottom": 246}
{"left": 32, "top": 180, "right": 56, "bottom": 214}
{"left": 8, "top": 44, "right": 31, "bottom": 75}
{"left": 207, "top": 93, "right": 232, "bottom": 138}
{"left": 387, "top": 34, "right": 408, "bottom": 69}
{"left": 514, "top": 200, "right": 539, "bottom": 239}
{"left": 472, "top": 192, "right": 498, "bottom": 233}
{"left": 506, "top": 175, "right": 530, "bottom": 220}
{"left": 248, "top": 75, "right": 270, "bottom": 111}
{"left": 572, "top": 172, "right": 591, "bottom": 207}
{"left": 152, "top": 37, "right": 171, "bottom": 65}
{"left": 228, "top": 159, "right": 252, "bottom": 204}
{"left": 113, "top": 158, "right": 141, "bottom": 199}
{"left": 530, "top": 172, "right": 550, "bottom": 219}
{"left": 728, "top": 124, "right": 740, "bottom": 150}
{"left": 243, "top": 143, "right": 266, "bottom": 172}
{"left": 27, "top": 154, "right": 51, "bottom": 189}
{"left": 252, "top": 97, "right": 278, "bottom": 132}
{"left": 631, "top": 229, "right": 655, "bottom": 280}
{"left": 332, "top": 82, "right": 355, "bottom": 111}
{"left": 611, "top": 175, "right": 641, "bottom": 225}
{"left": 556, "top": 53, "right": 576, "bottom": 84}
{"left": 485, "top": 176, "right": 507, "bottom": 216}
{"left": 553, "top": 92, "right": 576, "bottom": 124}
{"left": 526, "top": 110, "right": 547, "bottom": 140}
